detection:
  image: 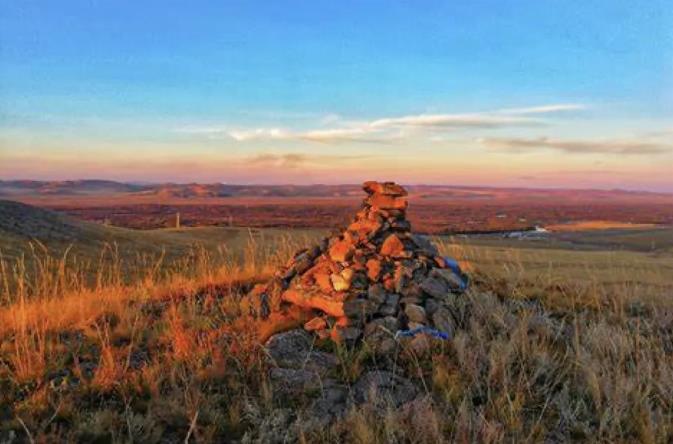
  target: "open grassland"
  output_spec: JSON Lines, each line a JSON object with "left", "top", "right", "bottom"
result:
{"left": 13, "top": 188, "right": 673, "bottom": 234}
{"left": 441, "top": 236, "right": 673, "bottom": 300}
{"left": 1, "top": 223, "right": 672, "bottom": 442}
{"left": 545, "top": 221, "right": 657, "bottom": 232}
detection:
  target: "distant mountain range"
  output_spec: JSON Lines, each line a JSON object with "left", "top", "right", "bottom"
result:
{"left": 0, "top": 180, "right": 145, "bottom": 196}
{"left": 0, "top": 180, "right": 360, "bottom": 198}
{"left": 0, "top": 179, "right": 668, "bottom": 200}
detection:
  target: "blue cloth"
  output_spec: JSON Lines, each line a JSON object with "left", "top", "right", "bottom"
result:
{"left": 442, "top": 256, "right": 462, "bottom": 275}
{"left": 442, "top": 256, "right": 469, "bottom": 290}
{"left": 395, "top": 326, "right": 451, "bottom": 340}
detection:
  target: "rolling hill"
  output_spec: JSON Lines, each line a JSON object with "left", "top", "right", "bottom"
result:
{"left": 0, "top": 180, "right": 144, "bottom": 196}
{"left": 0, "top": 199, "right": 114, "bottom": 243}
{"left": 0, "top": 200, "right": 322, "bottom": 282}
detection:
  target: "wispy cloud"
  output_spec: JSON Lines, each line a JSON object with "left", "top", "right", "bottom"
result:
{"left": 640, "top": 128, "right": 673, "bottom": 140}
{"left": 494, "top": 104, "right": 586, "bottom": 115}
{"left": 229, "top": 127, "right": 383, "bottom": 143}
{"left": 177, "top": 103, "right": 586, "bottom": 144}
{"left": 478, "top": 136, "right": 673, "bottom": 155}
{"left": 243, "top": 152, "right": 371, "bottom": 168}
{"left": 369, "top": 103, "right": 586, "bottom": 129}
{"left": 369, "top": 113, "right": 541, "bottom": 129}
{"left": 228, "top": 128, "right": 287, "bottom": 141}
{"left": 245, "top": 153, "right": 309, "bottom": 168}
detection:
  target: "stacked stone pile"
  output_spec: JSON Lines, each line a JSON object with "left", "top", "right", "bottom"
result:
{"left": 245, "top": 181, "right": 466, "bottom": 352}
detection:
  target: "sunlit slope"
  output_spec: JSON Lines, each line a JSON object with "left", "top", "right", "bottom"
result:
{"left": 0, "top": 200, "right": 321, "bottom": 265}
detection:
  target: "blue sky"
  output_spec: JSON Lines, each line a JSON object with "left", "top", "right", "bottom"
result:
{"left": 1, "top": 0, "right": 672, "bottom": 190}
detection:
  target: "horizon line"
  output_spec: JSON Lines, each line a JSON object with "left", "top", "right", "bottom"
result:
{"left": 1, "top": 178, "right": 672, "bottom": 196}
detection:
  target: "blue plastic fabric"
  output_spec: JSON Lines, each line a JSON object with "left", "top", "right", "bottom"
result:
{"left": 442, "top": 256, "right": 469, "bottom": 290}
{"left": 395, "top": 326, "right": 451, "bottom": 340}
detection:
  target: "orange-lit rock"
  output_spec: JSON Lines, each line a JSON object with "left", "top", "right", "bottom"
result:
{"left": 257, "top": 307, "right": 310, "bottom": 343}
{"left": 281, "top": 289, "right": 345, "bottom": 317}
{"left": 330, "top": 273, "right": 351, "bottom": 291}
{"left": 314, "top": 272, "right": 333, "bottom": 292}
{"left": 367, "top": 194, "right": 408, "bottom": 211}
{"left": 348, "top": 218, "right": 382, "bottom": 238}
{"left": 363, "top": 181, "right": 408, "bottom": 196}
{"left": 329, "top": 239, "right": 353, "bottom": 262}
{"left": 366, "top": 258, "right": 382, "bottom": 281}
{"left": 380, "top": 234, "right": 405, "bottom": 257}
{"left": 304, "top": 317, "right": 328, "bottom": 331}
{"left": 335, "top": 316, "right": 350, "bottom": 327}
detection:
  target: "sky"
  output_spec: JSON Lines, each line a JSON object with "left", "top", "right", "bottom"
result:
{"left": 1, "top": 0, "right": 672, "bottom": 191}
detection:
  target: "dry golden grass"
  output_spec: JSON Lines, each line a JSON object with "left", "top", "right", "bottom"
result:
{"left": 1, "top": 234, "right": 672, "bottom": 443}
{"left": 545, "top": 221, "right": 656, "bottom": 232}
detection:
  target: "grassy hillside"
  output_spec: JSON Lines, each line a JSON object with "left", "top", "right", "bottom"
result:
{"left": 0, "top": 200, "right": 321, "bottom": 258}
{"left": 0, "top": 200, "right": 322, "bottom": 296}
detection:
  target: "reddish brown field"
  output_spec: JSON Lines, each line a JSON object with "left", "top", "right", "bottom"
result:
{"left": 13, "top": 187, "right": 673, "bottom": 234}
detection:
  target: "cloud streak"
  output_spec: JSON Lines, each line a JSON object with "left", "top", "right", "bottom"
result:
{"left": 245, "top": 153, "right": 309, "bottom": 168}
{"left": 478, "top": 136, "right": 673, "bottom": 155}
{"left": 229, "top": 127, "right": 384, "bottom": 143}
{"left": 243, "top": 152, "right": 371, "bottom": 168}
{"left": 178, "top": 103, "right": 586, "bottom": 144}
{"left": 369, "top": 114, "right": 542, "bottom": 129}
{"left": 494, "top": 104, "right": 586, "bottom": 115}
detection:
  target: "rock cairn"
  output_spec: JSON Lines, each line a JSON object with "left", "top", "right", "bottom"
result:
{"left": 244, "top": 181, "right": 466, "bottom": 353}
